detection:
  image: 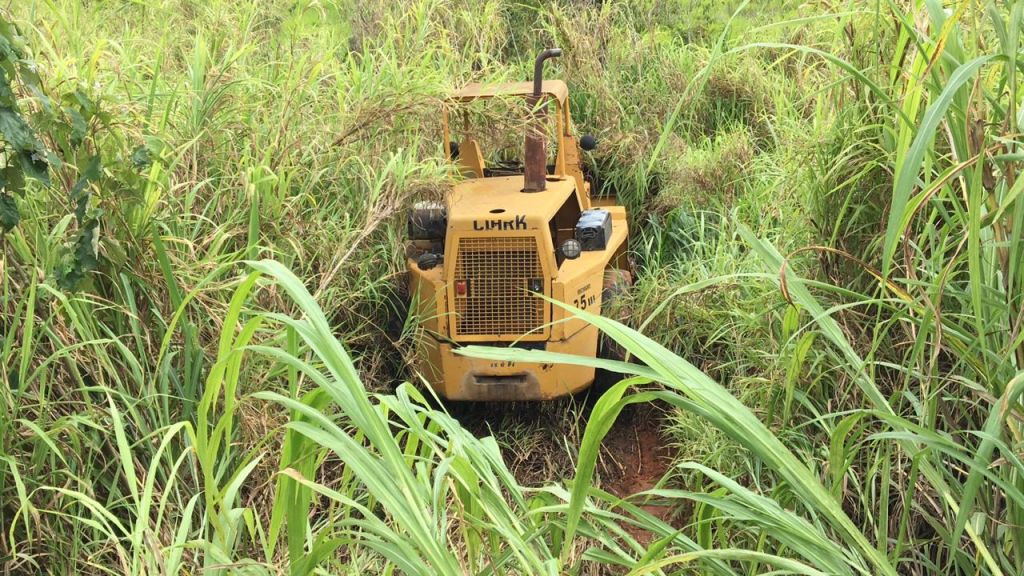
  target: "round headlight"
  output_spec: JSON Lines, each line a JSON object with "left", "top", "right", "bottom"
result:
{"left": 560, "top": 238, "right": 582, "bottom": 260}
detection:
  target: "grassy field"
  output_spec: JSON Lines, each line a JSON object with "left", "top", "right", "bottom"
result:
{"left": 1, "top": 0, "right": 1023, "bottom": 574}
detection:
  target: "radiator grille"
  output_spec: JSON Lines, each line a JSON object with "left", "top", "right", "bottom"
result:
{"left": 453, "top": 237, "right": 545, "bottom": 337}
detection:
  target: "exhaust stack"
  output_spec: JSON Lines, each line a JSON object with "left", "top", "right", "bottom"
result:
{"left": 523, "top": 48, "right": 561, "bottom": 193}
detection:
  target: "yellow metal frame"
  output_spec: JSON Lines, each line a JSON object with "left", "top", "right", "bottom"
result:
{"left": 406, "top": 80, "right": 628, "bottom": 400}
{"left": 442, "top": 80, "right": 590, "bottom": 200}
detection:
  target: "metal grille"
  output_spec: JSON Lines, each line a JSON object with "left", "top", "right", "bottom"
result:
{"left": 453, "top": 237, "right": 545, "bottom": 336}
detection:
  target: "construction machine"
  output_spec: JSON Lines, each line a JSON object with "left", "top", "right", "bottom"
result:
{"left": 404, "top": 48, "right": 631, "bottom": 400}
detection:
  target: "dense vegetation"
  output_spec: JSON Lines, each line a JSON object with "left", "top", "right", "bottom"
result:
{"left": 1, "top": 1, "right": 1022, "bottom": 574}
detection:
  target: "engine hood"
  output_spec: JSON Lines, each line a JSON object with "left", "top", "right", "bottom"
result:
{"left": 446, "top": 175, "right": 576, "bottom": 233}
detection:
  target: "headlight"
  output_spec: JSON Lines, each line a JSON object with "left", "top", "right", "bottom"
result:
{"left": 408, "top": 201, "right": 447, "bottom": 241}
{"left": 560, "top": 238, "right": 582, "bottom": 260}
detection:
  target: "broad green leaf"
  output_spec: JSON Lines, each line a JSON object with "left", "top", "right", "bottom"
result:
{"left": 0, "top": 191, "right": 18, "bottom": 231}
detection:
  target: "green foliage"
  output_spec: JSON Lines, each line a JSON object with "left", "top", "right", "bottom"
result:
{"left": 0, "top": 14, "right": 121, "bottom": 290}
{"left": 0, "top": 191, "right": 17, "bottom": 230}
{"left": 1, "top": 0, "right": 1022, "bottom": 575}
{"left": 0, "top": 18, "right": 47, "bottom": 230}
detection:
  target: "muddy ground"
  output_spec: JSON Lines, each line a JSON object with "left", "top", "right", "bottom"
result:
{"left": 449, "top": 389, "right": 680, "bottom": 544}
{"left": 597, "top": 402, "right": 678, "bottom": 542}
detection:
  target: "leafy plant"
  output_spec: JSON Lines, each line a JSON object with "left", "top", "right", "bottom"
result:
{"left": 0, "top": 17, "right": 48, "bottom": 232}
{"left": 0, "top": 14, "right": 118, "bottom": 290}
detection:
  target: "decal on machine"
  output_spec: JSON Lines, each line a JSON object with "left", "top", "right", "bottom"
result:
{"left": 473, "top": 215, "right": 527, "bottom": 231}
{"left": 573, "top": 293, "right": 597, "bottom": 310}
{"left": 573, "top": 283, "right": 596, "bottom": 310}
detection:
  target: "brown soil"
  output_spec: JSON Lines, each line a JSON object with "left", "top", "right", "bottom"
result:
{"left": 447, "top": 392, "right": 681, "bottom": 545}
{"left": 596, "top": 401, "right": 677, "bottom": 544}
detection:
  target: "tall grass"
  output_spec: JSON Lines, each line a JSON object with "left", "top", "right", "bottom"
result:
{"left": 1, "top": 0, "right": 1021, "bottom": 574}
{"left": 479, "top": 1, "right": 1024, "bottom": 574}
{"left": 793, "top": 2, "right": 1024, "bottom": 573}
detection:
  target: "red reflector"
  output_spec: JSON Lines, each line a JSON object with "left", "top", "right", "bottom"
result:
{"left": 455, "top": 280, "right": 468, "bottom": 296}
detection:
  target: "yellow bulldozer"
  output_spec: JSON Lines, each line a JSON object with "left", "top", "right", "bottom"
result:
{"left": 404, "top": 48, "right": 631, "bottom": 400}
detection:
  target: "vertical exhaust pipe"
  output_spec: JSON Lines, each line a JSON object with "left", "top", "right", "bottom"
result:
{"left": 523, "top": 48, "right": 562, "bottom": 193}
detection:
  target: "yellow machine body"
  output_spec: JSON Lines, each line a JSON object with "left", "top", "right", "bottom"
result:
{"left": 406, "top": 76, "right": 630, "bottom": 400}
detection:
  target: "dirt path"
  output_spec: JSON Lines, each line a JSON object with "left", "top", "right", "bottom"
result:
{"left": 596, "top": 402, "right": 677, "bottom": 544}
{"left": 449, "top": 393, "right": 679, "bottom": 544}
